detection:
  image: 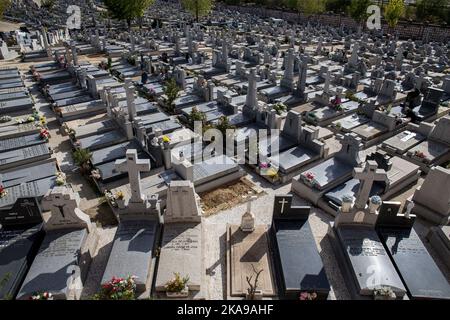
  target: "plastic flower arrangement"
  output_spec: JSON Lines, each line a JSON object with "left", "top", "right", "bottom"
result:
{"left": 299, "top": 292, "right": 318, "bottom": 300}
{"left": 370, "top": 195, "right": 382, "bottom": 205}
{"left": 162, "top": 135, "right": 171, "bottom": 143}
{"left": 90, "top": 169, "right": 101, "bottom": 180}
{"left": 39, "top": 128, "right": 50, "bottom": 141}
{"left": 165, "top": 273, "right": 189, "bottom": 293}
{"left": 301, "top": 172, "right": 321, "bottom": 188}
{"left": 115, "top": 191, "right": 125, "bottom": 200}
{"left": 55, "top": 172, "right": 66, "bottom": 186}
{"left": 104, "top": 190, "right": 117, "bottom": 207}
{"left": 373, "top": 286, "right": 396, "bottom": 299}
{"left": 95, "top": 276, "right": 137, "bottom": 300}
{"left": 0, "top": 185, "right": 8, "bottom": 198}
{"left": 30, "top": 291, "right": 52, "bottom": 300}
{"left": 414, "top": 150, "right": 426, "bottom": 159}
{"left": 0, "top": 115, "right": 11, "bottom": 123}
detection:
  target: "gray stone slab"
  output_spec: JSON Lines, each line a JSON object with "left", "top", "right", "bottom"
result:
{"left": 379, "top": 228, "right": 450, "bottom": 299}
{"left": 270, "top": 146, "right": 317, "bottom": 174}
{"left": 0, "top": 133, "right": 44, "bottom": 152}
{"left": 0, "top": 160, "right": 57, "bottom": 188}
{"left": 74, "top": 119, "right": 117, "bottom": 139}
{"left": 0, "top": 224, "right": 43, "bottom": 299}
{"left": 155, "top": 222, "right": 203, "bottom": 291}
{"left": 17, "top": 228, "right": 87, "bottom": 299}
{"left": 91, "top": 141, "right": 141, "bottom": 166}
{"left": 0, "top": 143, "right": 51, "bottom": 170}
{"left": 382, "top": 130, "right": 426, "bottom": 154}
{"left": 0, "top": 176, "right": 57, "bottom": 209}
{"left": 301, "top": 158, "right": 353, "bottom": 191}
{"left": 334, "top": 226, "right": 406, "bottom": 298}
{"left": 101, "top": 220, "right": 157, "bottom": 292}
{"left": 77, "top": 130, "right": 126, "bottom": 151}
{"left": 193, "top": 155, "right": 239, "bottom": 185}
{"left": 54, "top": 94, "right": 94, "bottom": 108}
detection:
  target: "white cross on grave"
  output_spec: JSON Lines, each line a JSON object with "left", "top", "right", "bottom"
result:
{"left": 115, "top": 149, "right": 151, "bottom": 204}
{"left": 353, "top": 161, "right": 388, "bottom": 210}
{"left": 279, "top": 198, "right": 289, "bottom": 214}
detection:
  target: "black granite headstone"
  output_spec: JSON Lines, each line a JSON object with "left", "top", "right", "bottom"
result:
{"left": 376, "top": 202, "right": 450, "bottom": 300}
{"left": 271, "top": 195, "right": 330, "bottom": 299}
{"left": 0, "top": 198, "right": 43, "bottom": 299}
{"left": 0, "top": 197, "right": 42, "bottom": 227}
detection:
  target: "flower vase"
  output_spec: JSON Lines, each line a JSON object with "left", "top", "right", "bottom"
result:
{"left": 166, "top": 287, "right": 189, "bottom": 298}
{"left": 116, "top": 198, "right": 126, "bottom": 209}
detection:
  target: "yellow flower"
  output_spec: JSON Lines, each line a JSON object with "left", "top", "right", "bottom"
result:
{"left": 162, "top": 135, "right": 171, "bottom": 143}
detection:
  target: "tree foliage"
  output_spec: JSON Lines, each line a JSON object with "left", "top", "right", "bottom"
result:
{"left": 40, "top": 0, "right": 57, "bottom": 11}
{"left": 385, "top": 0, "right": 405, "bottom": 28}
{"left": 297, "top": 0, "right": 326, "bottom": 16}
{"left": 102, "top": 0, "right": 155, "bottom": 27}
{"left": 182, "top": 0, "right": 214, "bottom": 22}
{"left": 0, "top": 0, "right": 11, "bottom": 18}
{"left": 348, "top": 0, "right": 373, "bottom": 23}
{"left": 416, "top": 0, "right": 449, "bottom": 24}
{"left": 163, "top": 78, "right": 180, "bottom": 113}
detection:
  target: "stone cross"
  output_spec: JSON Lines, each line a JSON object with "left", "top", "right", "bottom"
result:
{"left": 165, "top": 180, "right": 201, "bottom": 223}
{"left": 278, "top": 197, "right": 289, "bottom": 214}
{"left": 323, "top": 69, "right": 331, "bottom": 94}
{"left": 70, "top": 40, "right": 78, "bottom": 66}
{"left": 353, "top": 161, "right": 389, "bottom": 210}
{"left": 115, "top": 149, "right": 151, "bottom": 204}
{"left": 245, "top": 68, "right": 258, "bottom": 109}
{"left": 125, "top": 79, "right": 136, "bottom": 121}
{"left": 41, "top": 186, "right": 91, "bottom": 232}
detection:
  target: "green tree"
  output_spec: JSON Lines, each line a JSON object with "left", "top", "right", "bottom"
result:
{"left": 215, "top": 115, "right": 235, "bottom": 137}
{"left": 385, "top": 0, "right": 405, "bottom": 28}
{"left": 0, "top": 0, "right": 11, "bottom": 18}
{"left": 72, "top": 148, "right": 92, "bottom": 175}
{"left": 102, "top": 0, "right": 154, "bottom": 28}
{"left": 189, "top": 106, "right": 207, "bottom": 130}
{"left": 182, "top": 0, "right": 214, "bottom": 22}
{"left": 297, "top": 0, "right": 326, "bottom": 15}
{"left": 416, "top": 0, "right": 449, "bottom": 24}
{"left": 348, "top": 0, "right": 373, "bottom": 24}
{"left": 41, "top": 0, "right": 56, "bottom": 11}
{"left": 163, "top": 78, "right": 180, "bottom": 113}
{"left": 326, "top": 0, "right": 352, "bottom": 14}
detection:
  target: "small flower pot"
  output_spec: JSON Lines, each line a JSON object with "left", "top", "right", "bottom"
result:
{"left": 116, "top": 198, "right": 126, "bottom": 209}
{"left": 166, "top": 287, "right": 189, "bottom": 298}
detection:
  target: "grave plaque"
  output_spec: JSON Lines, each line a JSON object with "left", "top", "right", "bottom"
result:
{"left": 377, "top": 202, "right": 450, "bottom": 300}
{"left": 0, "top": 224, "right": 43, "bottom": 299}
{"left": 101, "top": 220, "right": 158, "bottom": 293}
{"left": 334, "top": 226, "right": 406, "bottom": 298}
{"left": 0, "top": 197, "right": 42, "bottom": 227}
{"left": 228, "top": 225, "right": 276, "bottom": 297}
{"left": 155, "top": 223, "right": 202, "bottom": 291}
{"left": 271, "top": 195, "right": 330, "bottom": 299}
{"left": 16, "top": 228, "right": 87, "bottom": 299}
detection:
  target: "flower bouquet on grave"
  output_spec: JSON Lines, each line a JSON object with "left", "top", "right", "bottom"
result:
{"left": 259, "top": 161, "right": 270, "bottom": 176}
{"left": 68, "top": 128, "right": 76, "bottom": 140}
{"left": 373, "top": 286, "right": 396, "bottom": 300}
{"left": 165, "top": 273, "right": 189, "bottom": 298}
{"left": 115, "top": 191, "right": 125, "bottom": 200}
{"left": 30, "top": 291, "right": 53, "bottom": 300}
{"left": 27, "top": 116, "right": 36, "bottom": 123}
{"left": 301, "top": 172, "right": 321, "bottom": 189}
{"left": 299, "top": 291, "right": 318, "bottom": 301}
{"left": 0, "top": 115, "right": 11, "bottom": 123}
{"left": 55, "top": 172, "right": 66, "bottom": 186}
{"left": 94, "top": 276, "right": 138, "bottom": 300}
{"left": 414, "top": 150, "right": 427, "bottom": 160}
{"left": 330, "top": 96, "right": 343, "bottom": 111}
{"left": 0, "top": 185, "right": 8, "bottom": 198}
{"left": 90, "top": 169, "right": 101, "bottom": 180}
{"left": 39, "top": 129, "right": 50, "bottom": 142}
{"left": 104, "top": 190, "right": 117, "bottom": 208}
